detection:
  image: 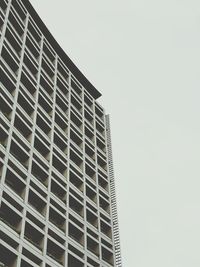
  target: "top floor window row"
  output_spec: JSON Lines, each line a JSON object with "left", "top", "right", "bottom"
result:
{"left": 11, "top": 0, "right": 27, "bottom": 22}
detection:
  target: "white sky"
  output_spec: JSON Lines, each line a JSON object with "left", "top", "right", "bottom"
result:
{"left": 30, "top": 1, "right": 200, "bottom": 266}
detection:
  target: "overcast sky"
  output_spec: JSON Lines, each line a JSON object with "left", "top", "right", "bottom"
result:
{"left": 30, "top": 1, "right": 200, "bottom": 266}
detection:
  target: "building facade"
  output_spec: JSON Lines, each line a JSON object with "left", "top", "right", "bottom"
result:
{"left": 0, "top": 0, "right": 122, "bottom": 266}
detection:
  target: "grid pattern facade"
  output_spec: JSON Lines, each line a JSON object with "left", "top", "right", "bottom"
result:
{"left": 0, "top": 0, "right": 121, "bottom": 266}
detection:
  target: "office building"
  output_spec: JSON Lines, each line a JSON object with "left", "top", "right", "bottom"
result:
{"left": 0, "top": 0, "right": 122, "bottom": 266}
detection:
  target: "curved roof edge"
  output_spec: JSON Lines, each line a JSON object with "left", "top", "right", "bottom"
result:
{"left": 23, "top": 0, "right": 102, "bottom": 100}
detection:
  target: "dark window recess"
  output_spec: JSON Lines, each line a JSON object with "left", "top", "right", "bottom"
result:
{"left": 69, "top": 214, "right": 84, "bottom": 229}
{"left": 50, "top": 198, "right": 66, "bottom": 214}
{"left": 0, "top": 244, "right": 17, "bottom": 267}
{"left": 97, "top": 138, "right": 106, "bottom": 152}
{"left": 69, "top": 188, "right": 83, "bottom": 203}
{"left": 87, "top": 201, "right": 97, "bottom": 213}
{"left": 31, "top": 160, "right": 48, "bottom": 186}
{"left": 40, "top": 75, "right": 53, "bottom": 96}
{"left": 7, "top": 159, "right": 26, "bottom": 180}
{"left": 102, "top": 247, "right": 114, "bottom": 265}
{"left": 86, "top": 178, "right": 96, "bottom": 190}
{"left": 22, "top": 248, "right": 42, "bottom": 266}
{"left": 70, "top": 143, "right": 82, "bottom": 158}
{"left": 28, "top": 21, "right": 41, "bottom": 43}
{"left": 17, "top": 92, "right": 34, "bottom": 117}
{"left": 70, "top": 130, "right": 82, "bottom": 147}
{"left": 100, "top": 213, "right": 111, "bottom": 224}
{"left": 70, "top": 112, "right": 82, "bottom": 129}
{"left": 0, "top": 14, "right": 3, "bottom": 30}
{"left": 42, "top": 58, "right": 54, "bottom": 80}
{"left": 12, "top": 0, "right": 26, "bottom": 21}
{"left": 0, "top": 202, "right": 22, "bottom": 234}
{"left": 28, "top": 190, "right": 46, "bottom": 215}
{"left": 68, "top": 254, "right": 84, "bottom": 267}
{"left": 100, "top": 220, "right": 112, "bottom": 238}
{"left": 98, "top": 169, "right": 107, "bottom": 180}
{"left": 30, "top": 180, "right": 47, "bottom": 199}
{"left": 71, "top": 95, "right": 82, "bottom": 112}
{"left": 55, "top": 113, "right": 68, "bottom": 132}
{"left": 25, "top": 36, "right": 40, "bottom": 59}
{"left": 0, "top": 230, "right": 19, "bottom": 250}
{"left": 51, "top": 179, "right": 66, "bottom": 202}
{"left": 57, "top": 62, "right": 69, "bottom": 81}
{"left": 38, "top": 93, "right": 52, "bottom": 115}
{"left": 5, "top": 168, "right": 26, "bottom": 198}
{"left": 26, "top": 212, "right": 45, "bottom": 230}
{"left": 36, "top": 114, "right": 51, "bottom": 136}
{"left": 97, "top": 156, "right": 107, "bottom": 170}
{"left": 34, "top": 136, "right": 50, "bottom": 160}
{"left": 85, "top": 144, "right": 95, "bottom": 160}
{"left": 101, "top": 238, "right": 113, "bottom": 249}
{"left": 68, "top": 244, "right": 84, "bottom": 259}
{"left": 9, "top": 140, "right": 29, "bottom": 169}
{"left": 71, "top": 79, "right": 82, "bottom": 96}
{"left": 0, "top": 96, "right": 12, "bottom": 121}
{"left": 87, "top": 236, "right": 99, "bottom": 256}
{"left": 48, "top": 228, "right": 65, "bottom": 245}
{"left": 21, "top": 259, "right": 35, "bottom": 267}
{"left": 20, "top": 71, "right": 36, "bottom": 95}
{"left": 69, "top": 164, "right": 82, "bottom": 180}
{"left": 23, "top": 52, "right": 38, "bottom": 77}
{"left": 5, "top": 28, "right": 22, "bottom": 55}
{"left": 47, "top": 239, "right": 64, "bottom": 265}
{"left": 85, "top": 126, "right": 94, "bottom": 141}
{"left": 1, "top": 68, "right": 16, "bottom": 94}
{"left": 69, "top": 171, "right": 83, "bottom": 192}
{"left": 1, "top": 46, "right": 19, "bottom": 74}
{"left": 54, "top": 133, "right": 67, "bottom": 153}
{"left": 52, "top": 155, "right": 67, "bottom": 177}
{"left": 33, "top": 151, "right": 49, "bottom": 171}
{"left": 98, "top": 176, "right": 108, "bottom": 191}
{"left": 14, "top": 114, "right": 32, "bottom": 139}
{"left": 84, "top": 94, "right": 93, "bottom": 108}
{"left": 0, "top": 153, "right": 4, "bottom": 168}
{"left": 85, "top": 110, "right": 93, "bottom": 124}
{"left": 8, "top": 11, "right": 24, "bottom": 37}
{"left": 57, "top": 77, "right": 68, "bottom": 96}
{"left": 70, "top": 150, "right": 83, "bottom": 169}
{"left": 86, "top": 186, "right": 97, "bottom": 203}
{"left": 2, "top": 191, "right": 23, "bottom": 212}
{"left": 24, "top": 222, "right": 44, "bottom": 250}
{"left": 95, "top": 105, "right": 104, "bottom": 120}
{"left": 68, "top": 222, "right": 84, "bottom": 245}
{"left": 86, "top": 209, "right": 98, "bottom": 228}
{"left": 52, "top": 171, "right": 67, "bottom": 188}
{"left": 99, "top": 190, "right": 109, "bottom": 202}
{"left": 43, "top": 42, "right": 55, "bottom": 63}
{"left": 87, "top": 257, "right": 100, "bottom": 267}
{"left": 0, "top": 0, "right": 7, "bottom": 12}
{"left": 87, "top": 228, "right": 98, "bottom": 239}
{"left": 99, "top": 197, "right": 110, "bottom": 213}
{"left": 0, "top": 124, "right": 8, "bottom": 148}
{"left": 98, "top": 150, "right": 107, "bottom": 161}
{"left": 49, "top": 207, "right": 65, "bottom": 232}
{"left": 69, "top": 195, "right": 83, "bottom": 217}
{"left": 85, "top": 164, "right": 96, "bottom": 180}
{"left": 56, "top": 94, "right": 68, "bottom": 113}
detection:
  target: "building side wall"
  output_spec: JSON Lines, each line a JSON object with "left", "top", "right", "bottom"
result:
{"left": 106, "top": 115, "right": 122, "bottom": 267}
